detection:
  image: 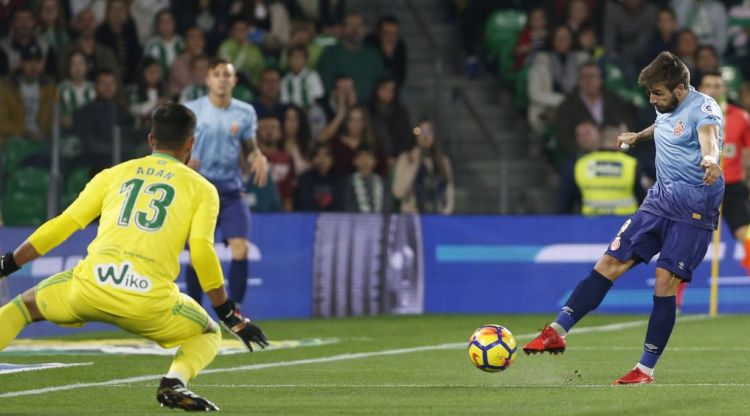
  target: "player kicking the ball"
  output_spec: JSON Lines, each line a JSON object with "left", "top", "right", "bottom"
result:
{"left": 0, "top": 103, "right": 268, "bottom": 410}
{"left": 523, "top": 52, "right": 724, "bottom": 385}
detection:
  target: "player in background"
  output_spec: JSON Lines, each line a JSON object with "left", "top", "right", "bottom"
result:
{"left": 523, "top": 52, "right": 724, "bottom": 385}
{"left": 680, "top": 72, "right": 750, "bottom": 309}
{"left": 0, "top": 104, "right": 268, "bottom": 410}
{"left": 184, "top": 58, "right": 268, "bottom": 310}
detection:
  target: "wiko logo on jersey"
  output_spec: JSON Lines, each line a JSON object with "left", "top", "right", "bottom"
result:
{"left": 95, "top": 262, "right": 152, "bottom": 292}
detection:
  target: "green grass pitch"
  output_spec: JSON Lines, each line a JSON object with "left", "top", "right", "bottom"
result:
{"left": 0, "top": 314, "right": 748, "bottom": 415}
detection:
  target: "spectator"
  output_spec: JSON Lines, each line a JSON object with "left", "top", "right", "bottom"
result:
{"left": 169, "top": 27, "right": 206, "bottom": 97}
{"left": 392, "top": 120, "right": 454, "bottom": 214}
{"left": 554, "top": 61, "right": 637, "bottom": 164}
{"left": 646, "top": 7, "right": 678, "bottom": 65}
{"left": 693, "top": 45, "right": 720, "bottom": 89}
{"left": 127, "top": 57, "right": 169, "bottom": 127}
{"left": 179, "top": 54, "right": 210, "bottom": 103}
{"left": 455, "top": 0, "right": 515, "bottom": 78}
{"left": 728, "top": 0, "right": 750, "bottom": 69}
{"left": 287, "top": 0, "right": 346, "bottom": 32}
{"left": 558, "top": 120, "right": 599, "bottom": 213}
{"left": 252, "top": 67, "right": 284, "bottom": 119}
{"left": 280, "top": 45, "right": 324, "bottom": 108}
{"left": 0, "top": 48, "right": 7, "bottom": 76}
{"left": 174, "top": 0, "right": 230, "bottom": 55}
{"left": 245, "top": 174, "right": 283, "bottom": 212}
{"left": 69, "top": 0, "right": 107, "bottom": 25}
{"left": 58, "top": 49, "right": 96, "bottom": 130}
{"left": 671, "top": 0, "right": 727, "bottom": 57}
{"left": 129, "top": 0, "right": 171, "bottom": 45}
{"left": 308, "top": 73, "right": 357, "bottom": 140}
{"left": 74, "top": 69, "right": 134, "bottom": 175}
{"left": 513, "top": 7, "right": 548, "bottom": 71}
{"left": 0, "top": 43, "right": 56, "bottom": 142}
{"left": 343, "top": 144, "right": 387, "bottom": 213}
{"left": 256, "top": 115, "right": 296, "bottom": 211}
{"left": 0, "top": 8, "right": 48, "bottom": 74}
{"left": 527, "top": 24, "right": 588, "bottom": 134}
{"left": 602, "top": 0, "right": 657, "bottom": 81}
{"left": 740, "top": 81, "right": 750, "bottom": 111}
{"left": 217, "top": 17, "right": 265, "bottom": 86}
{"left": 143, "top": 9, "right": 185, "bottom": 79}
{"left": 295, "top": 142, "right": 344, "bottom": 212}
{"left": 330, "top": 105, "right": 387, "bottom": 177}
{"left": 577, "top": 23, "right": 605, "bottom": 63}
{"left": 231, "top": 0, "right": 291, "bottom": 55}
{"left": 563, "top": 0, "right": 593, "bottom": 36}
{"left": 367, "top": 76, "right": 412, "bottom": 164}
{"left": 558, "top": 120, "right": 644, "bottom": 215}
{"left": 95, "top": 0, "right": 142, "bottom": 84}
{"left": 672, "top": 29, "right": 699, "bottom": 79}
{"left": 36, "top": 0, "right": 69, "bottom": 74}
{"left": 365, "top": 14, "right": 407, "bottom": 89}
{"left": 279, "top": 21, "right": 324, "bottom": 70}
{"left": 318, "top": 12, "right": 384, "bottom": 102}
{"left": 282, "top": 104, "right": 312, "bottom": 174}
{"left": 58, "top": 8, "right": 120, "bottom": 82}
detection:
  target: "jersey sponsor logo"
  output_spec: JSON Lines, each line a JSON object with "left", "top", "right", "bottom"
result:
{"left": 95, "top": 261, "right": 152, "bottom": 293}
{"left": 673, "top": 120, "right": 685, "bottom": 136}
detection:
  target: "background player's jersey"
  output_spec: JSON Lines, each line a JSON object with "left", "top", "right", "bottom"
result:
{"left": 184, "top": 96, "right": 257, "bottom": 192}
{"left": 63, "top": 153, "right": 220, "bottom": 316}
{"left": 640, "top": 88, "right": 724, "bottom": 230}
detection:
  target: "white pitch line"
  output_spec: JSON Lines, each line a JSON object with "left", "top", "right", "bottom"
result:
{"left": 0, "top": 315, "right": 712, "bottom": 398}
{"left": 187, "top": 383, "right": 750, "bottom": 389}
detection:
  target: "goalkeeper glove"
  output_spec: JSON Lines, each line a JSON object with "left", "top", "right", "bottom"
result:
{"left": 213, "top": 300, "right": 269, "bottom": 351}
{"left": 0, "top": 252, "right": 20, "bottom": 278}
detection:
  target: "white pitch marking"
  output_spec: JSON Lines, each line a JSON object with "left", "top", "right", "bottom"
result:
{"left": 0, "top": 315, "right": 712, "bottom": 398}
{"left": 186, "top": 383, "right": 750, "bottom": 389}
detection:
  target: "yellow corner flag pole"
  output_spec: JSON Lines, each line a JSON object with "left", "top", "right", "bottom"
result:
{"left": 709, "top": 205, "right": 721, "bottom": 317}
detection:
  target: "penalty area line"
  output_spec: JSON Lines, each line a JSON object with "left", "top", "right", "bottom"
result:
{"left": 0, "top": 315, "right": 712, "bottom": 398}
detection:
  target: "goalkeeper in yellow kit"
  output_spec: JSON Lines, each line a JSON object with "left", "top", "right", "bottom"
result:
{"left": 0, "top": 103, "right": 269, "bottom": 411}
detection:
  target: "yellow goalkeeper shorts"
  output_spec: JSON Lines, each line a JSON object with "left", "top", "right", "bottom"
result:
{"left": 34, "top": 269, "right": 219, "bottom": 348}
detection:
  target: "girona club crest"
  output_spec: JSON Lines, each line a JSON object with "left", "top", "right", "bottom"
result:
{"left": 230, "top": 121, "right": 239, "bottom": 136}
{"left": 673, "top": 120, "right": 685, "bottom": 136}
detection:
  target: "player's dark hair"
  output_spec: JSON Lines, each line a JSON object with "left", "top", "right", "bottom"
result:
{"left": 208, "top": 57, "right": 231, "bottom": 71}
{"left": 151, "top": 103, "right": 196, "bottom": 150}
{"left": 638, "top": 51, "right": 690, "bottom": 91}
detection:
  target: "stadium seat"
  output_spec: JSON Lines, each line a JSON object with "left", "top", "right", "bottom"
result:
{"left": 1, "top": 138, "right": 49, "bottom": 177}
{"left": 721, "top": 65, "right": 742, "bottom": 101}
{"left": 61, "top": 166, "right": 91, "bottom": 208}
{"left": 6, "top": 167, "right": 50, "bottom": 195}
{"left": 1, "top": 191, "right": 47, "bottom": 226}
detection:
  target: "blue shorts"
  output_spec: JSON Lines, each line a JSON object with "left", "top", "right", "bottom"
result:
{"left": 217, "top": 190, "right": 251, "bottom": 240}
{"left": 605, "top": 210, "right": 712, "bottom": 282}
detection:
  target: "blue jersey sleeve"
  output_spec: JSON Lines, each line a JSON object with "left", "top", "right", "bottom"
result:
{"left": 694, "top": 97, "right": 723, "bottom": 129}
{"left": 241, "top": 104, "right": 257, "bottom": 142}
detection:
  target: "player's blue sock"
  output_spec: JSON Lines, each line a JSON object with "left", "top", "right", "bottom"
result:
{"left": 639, "top": 295, "right": 676, "bottom": 369}
{"left": 228, "top": 259, "right": 248, "bottom": 305}
{"left": 555, "top": 270, "right": 613, "bottom": 332}
{"left": 184, "top": 266, "right": 203, "bottom": 305}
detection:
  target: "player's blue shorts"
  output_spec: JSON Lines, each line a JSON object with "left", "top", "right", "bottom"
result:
{"left": 604, "top": 210, "right": 712, "bottom": 282}
{"left": 217, "top": 190, "right": 251, "bottom": 240}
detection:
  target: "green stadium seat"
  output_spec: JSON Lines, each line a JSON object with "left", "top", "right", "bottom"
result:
{"left": 65, "top": 167, "right": 90, "bottom": 194}
{"left": 1, "top": 138, "right": 48, "bottom": 177}
{"left": 6, "top": 167, "right": 49, "bottom": 195}
{"left": 1, "top": 191, "right": 47, "bottom": 226}
{"left": 720, "top": 65, "right": 743, "bottom": 101}
{"left": 484, "top": 9, "right": 526, "bottom": 83}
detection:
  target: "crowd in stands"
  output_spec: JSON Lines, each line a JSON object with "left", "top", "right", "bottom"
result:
{"left": 464, "top": 0, "right": 750, "bottom": 215}
{"left": 0, "top": 0, "right": 456, "bottom": 225}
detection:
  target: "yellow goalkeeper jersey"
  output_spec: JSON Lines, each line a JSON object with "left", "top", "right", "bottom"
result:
{"left": 59, "top": 152, "right": 220, "bottom": 316}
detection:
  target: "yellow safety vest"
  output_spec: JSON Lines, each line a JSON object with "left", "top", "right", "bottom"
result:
{"left": 574, "top": 151, "right": 639, "bottom": 216}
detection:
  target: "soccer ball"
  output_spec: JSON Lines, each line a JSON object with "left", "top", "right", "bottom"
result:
{"left": 468, "top": 324, "right": 517, "bottom": 372}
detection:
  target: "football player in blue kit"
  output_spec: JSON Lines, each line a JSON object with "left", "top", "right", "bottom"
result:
{"left": 523, "top": 52, "right": 724, "bottom": 385}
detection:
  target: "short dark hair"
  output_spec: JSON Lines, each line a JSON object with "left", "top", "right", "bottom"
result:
{"left": 288, "top": 45, "right": 308, "bottom": 59}
{"left": 638, "top": 51, "right": 690, "bottom": 90}
{"left": 699, "top": 70, "right": 723, "bottom": 83}
{"left": 208, "top": 57, "right": 231, "bottom": 71}
{"left": 151, "top": 103, "right": 196, "bottom": 150}
{"left": 95, "top": 69, "right": 117, "bottom": 81}
{"left": 377, "top": 14, "right": 399, "bottom": 30}
{"left": 310, "top": 142, "right": 333, "bottom": 159}
{"left": 355, "top": 143, "right": 376, "bottom": 156}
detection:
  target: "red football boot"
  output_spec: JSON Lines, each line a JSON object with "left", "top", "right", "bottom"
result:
{"left": 523, "top": 324, "right": 566, "bottom": 355}
{"left": 612, "top": 367, "right": 654, "bottom": 385}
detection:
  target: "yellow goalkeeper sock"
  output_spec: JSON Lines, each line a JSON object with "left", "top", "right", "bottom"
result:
{"left": 166, "top": 330, "right": 221, "bottom": 385}
{"left": 0, "top": 296, "right": 32, "bottom": 350}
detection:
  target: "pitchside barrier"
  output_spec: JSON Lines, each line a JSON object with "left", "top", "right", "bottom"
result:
{"left": 0, "top": 214, "right": 747, "bottom": 338}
